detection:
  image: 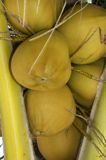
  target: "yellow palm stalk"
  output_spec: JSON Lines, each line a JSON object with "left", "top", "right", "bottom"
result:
{"left": 78, "top": 65, "right": 106, "bottom": 160}
{"left": 0, "top": 2, "right": 35, "bottom": 160}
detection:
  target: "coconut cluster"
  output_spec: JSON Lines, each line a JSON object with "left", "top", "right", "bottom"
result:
{"left": 4, "top": 1, "right": 106, "bottom": 159}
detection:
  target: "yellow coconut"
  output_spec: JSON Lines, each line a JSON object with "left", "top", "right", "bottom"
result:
{"left": 25, "top": 85, "right": 76, "bottom": 136}
{"left": 37, "top": 124, "right": 82, "bottom": 160}
{"left": 4, "top": 0, "right": 64, "bottom": 35}
{"left": 68, "top": 58, "right": 105, "bottom": 108}
{"left": 58, "top": 4, "right": 106, "bottom": 64}
{"left": 11, "top": 30, "right": 71, "bottom": 91}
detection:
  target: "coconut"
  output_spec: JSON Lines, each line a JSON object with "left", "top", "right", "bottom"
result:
{"left": 4, "top": 0, "right": 64, "bottom": 35}
{"left": 24, "top": 85, "right": 76, "bottom": 136}
{"left": 37, "top": 124, "right": 82, "bottom": 160}
{"left": 58, "top": 4, "right": 106, "bottom": 64}
{"left": 11, "top": 30, "right": 71, "bottom": 91}
{"left": 68, "top": 58, "right": 105, "bottom": 108}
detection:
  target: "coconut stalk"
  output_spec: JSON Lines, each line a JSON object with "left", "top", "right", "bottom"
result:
{"left": 77, "top": 63, "right": 106, "bottom": 160}
{"left": 0, "top": 1, "right": 36, "bottom": 160}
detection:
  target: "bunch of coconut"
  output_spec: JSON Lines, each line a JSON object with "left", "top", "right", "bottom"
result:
{"left": 58, "top": 3, "right": 106, "bottom": 110}
{"left": 3, "top": 0, "right": 106, "bottom": 159}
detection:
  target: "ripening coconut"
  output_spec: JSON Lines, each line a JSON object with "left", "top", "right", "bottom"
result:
{"left": 58, "top": 4, "right": 106, "bottom": 64}
{"left": 11, "top": 30, "right": 71, "bottom": 91}
{"left": 37, "top": 124, "right": 82, "bottom": 160}
{"left": 68, "top": 58, "right": 105, "bottom": 108}
{"left": 24, "top": 85, "right": 76, "bottom": 136}
{"left": 4, "top": 0, "right": 64, "bottom": 35}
